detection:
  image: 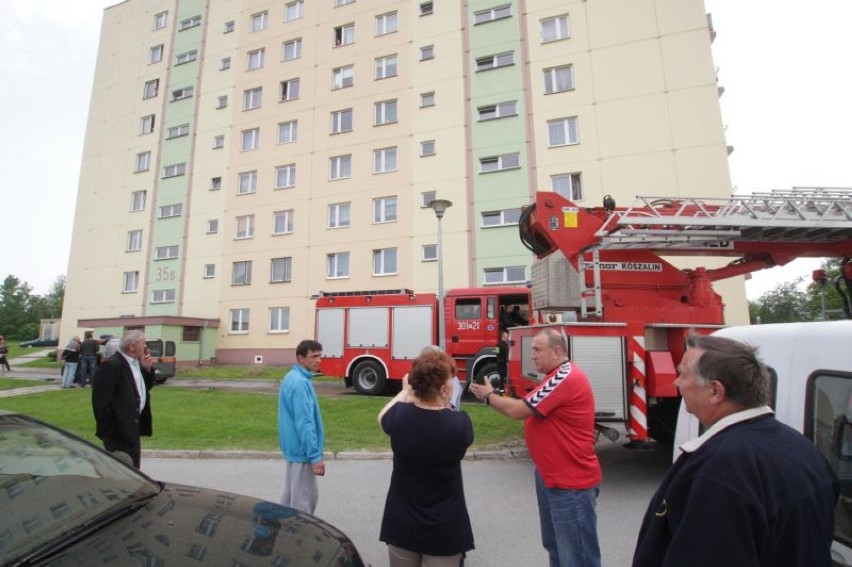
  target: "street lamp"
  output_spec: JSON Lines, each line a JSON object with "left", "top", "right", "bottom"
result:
{"left": 427, "top": 199, "right": 453, "bottom": 350}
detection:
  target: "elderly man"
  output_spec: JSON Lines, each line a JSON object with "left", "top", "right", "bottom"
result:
{"left": 632, "top": 334, "right": 839, "bottom": 567}
{"left": 471, "top": 328, "right": 601, "bottom": 567}
{"left": 92, "top": 330, "right": 156, "bottom": 468}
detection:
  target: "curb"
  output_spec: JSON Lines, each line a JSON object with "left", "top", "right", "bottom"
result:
{"left": 144, "top": 447, "right": 530, "bottom": 461}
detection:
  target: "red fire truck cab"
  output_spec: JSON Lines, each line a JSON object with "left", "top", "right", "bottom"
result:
{"left": 314, "top": 287, "right": 531, "bottom": 395}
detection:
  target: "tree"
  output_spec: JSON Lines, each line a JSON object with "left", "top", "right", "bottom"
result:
{"left": 0, "top": 276, "right": 36, "bottom": 339}
{"left": 748, "top": 279, "right": 810, "bottom": 324}
{"left": 803, "top": 259, "right": 852, "bottom": 320}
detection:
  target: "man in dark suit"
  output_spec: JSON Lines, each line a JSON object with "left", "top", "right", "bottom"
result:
{"left": 92, "top": 330, "right": 156, "bottom": 468}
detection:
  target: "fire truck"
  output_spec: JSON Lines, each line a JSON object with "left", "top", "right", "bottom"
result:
{"left": 512, "top": 187, "right": 852, "bottom": 445}
{"left": 314, "top": 287, "right": 531, "bottom": 395}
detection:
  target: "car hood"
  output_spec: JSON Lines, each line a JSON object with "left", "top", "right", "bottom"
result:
{"left": 35, "top": 483, "right": 365, "bottom": 566}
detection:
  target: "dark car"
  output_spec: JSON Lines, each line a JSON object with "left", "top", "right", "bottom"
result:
{"left": 0, "top": 411, "right": 366, "bottom": 566}
{"left": 19, "top": 336, "right": 59, "bottom": 348}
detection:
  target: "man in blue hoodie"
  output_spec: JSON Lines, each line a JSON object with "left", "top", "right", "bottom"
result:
{"left": 278, "top": 339, "right": 325, "bottom": 514}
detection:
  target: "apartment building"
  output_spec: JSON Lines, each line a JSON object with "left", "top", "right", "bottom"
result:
{"left": 61, "top": 0, "right": 745, "bottom": 364}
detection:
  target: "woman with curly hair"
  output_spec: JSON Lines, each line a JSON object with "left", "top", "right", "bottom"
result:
{"left": 378, "top": 348, "right": 475, "bottom": 566}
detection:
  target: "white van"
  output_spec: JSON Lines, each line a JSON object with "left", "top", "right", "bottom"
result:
{"left": 673, "top": 320, "right": 852, "bottom": 566}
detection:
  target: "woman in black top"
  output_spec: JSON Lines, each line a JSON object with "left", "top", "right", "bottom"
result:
{"left": 378, "top": 349, "right": 475, "bottom": 566}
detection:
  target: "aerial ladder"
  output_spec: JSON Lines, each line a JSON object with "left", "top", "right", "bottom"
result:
{"left": 512, "top": 187, "right": 852, "bottom": 444}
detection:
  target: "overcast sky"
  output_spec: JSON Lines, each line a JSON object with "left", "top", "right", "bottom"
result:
{"left": 1, "top": 0, "right": 850, "bottom": 299}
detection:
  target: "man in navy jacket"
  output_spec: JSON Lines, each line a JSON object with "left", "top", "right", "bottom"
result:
{"left": 632, "top": 334, "right": 839, "bottom": 567}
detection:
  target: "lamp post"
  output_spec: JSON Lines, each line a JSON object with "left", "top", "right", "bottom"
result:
{"left": 427, "top": 199, "right": 453, "bottom": 350}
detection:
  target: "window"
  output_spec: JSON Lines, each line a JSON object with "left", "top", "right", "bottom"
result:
{"left": 373, "top": 248, "right": 397, "bottom": 275}
{"left": 482, "top": 208, "right": 522, "bottom": 227}
{"left": 232, "top": 261, "right": 252, "bottom": 285}
{"left": 241, "top": 128, "right": 260, "bottom": 151}
{"left": 238, "top": 171, "right": 257, "bottom": 194}
{"left": 140, "top": 114, "right": 155, "bottom": 134}
{"left": 206, "top": 219, "right": 219, "bottom": 233}
{"left": 455, "top": 299, "right": 482, "bottom": 319}
{"left": 420, "top": 45, "right": 435, "bottom": 60}
{"left": 162, "top": 163, "right": 186, "bottom": 178}
{"left": 484, "top": 266, "right": 526, "bottom": 285}
{"left": 420, "top": 140, "right": 436, "bottom": 156}
{"left": 127, "top": 230, "right": 143, "bottom": 252}
{"left": 172, "top": 86, "right": 193, "bottom": 101}
{"left": 210, "top": 177, "right": 222, "bottom": 191}
{"left": 159, "top": 203, "right": 183, "bottom": 218}
{"left": 422, "top": 244, "right": 437, "bottom": 261}
{"left": 224, "top": 20, "right": 235, "bottom": 33}
{"left": 373, "top": 196, "right": 398, "bottom": 223}
{"left": 271, "top": 258, "right": 292, "bottom": 283}
{"left": 282, "top": 38, "right": 302, "bottom": 61}
{"left": 544, "top": 65, "right": 574, "bottom": 94}
{"left": 122, "top": 271, "right": 139, "bottom": 293}
{"left": 154, "top": 11, "right": 168, "bottom": 30}
{"left": 329, "top": 155, "right": 352, "bottom": 180}
{"left": 373, "top": 147, "right": 397, "bottom": 173}
{"left": 420, "top": 2, "right": 434, "bottom": 16}
{"left": 179, "top": 15, "right": 201, "bottom": 31}
{"left": 336, "top": 0, "right": 355, "bottom": 5}
{"left": 278, "top": 120, "right": 298, "bottom": 143}
{"left": 155, "top": 245, "right": 179, "bottom": 260}
{"left": 552, "top": 173, "right": 583, "bottom": 200}
{"left": 152, "top": 289, "right": 176, "bottom": 303}
{"left": 478, "top": 100, "right": 517, "bottom": 121}
{"left": 331, "top": 108, "right": 353, "bottom": 133}
{"left": 269, "top": 306, "right": 291, "bottom": 332}
{"left": 216, "top": 95, "right": 228, "bottom": 108}
{"left": 230, "top": 308, "right": 249, "bottom": 333}
{"left": 420, "top": 91, "right": 435, "bottom": 107}
{"left": 548, "top": 116, "right": 579, "bottom": 146}
{"left": 235, "top": 214, "right": 255, "bottom": 239}
{"left": 175, "top": 49, "right": 198, "bottom": 65}
{"left": 143, "top": 79, "right": 159, "bottom": 99}
{"left": 166, "top": 123, "right": 189, "bottom": 139}
{"left": 375, "top": 99, "right": 398, "bottom": 125}
{"left": 376, "top": 12, "right": 398, "bottom": 36}
{"left": 327, "top": 252, "right": 350, "bottom": 279}
{"left": 250, "top": 11, "right": 267, "bottom": 32}
{"left": 480, "top": 153, "right": 520, "bottom": 173}
{"left": 332, "top": 65, "right": 354, "bottom": 90}
{"left": 136, "top": 152, "right": 151, "bottom": 172}
{"left": 280, "top": 79, "right": 300, "bottom": 101}
{"left": 273, "top": 209, "right": 294, "bottom": 234}
{"left": 474, "top": 5, "right": 511, "bottom": 24}
{"left": 213, "top": 134, "right": 224, "bottom": 149}
{"left": 243, "top": 87, "right": 262, "bottom": 110}
{"left": 334, "top": 24, "right": 355, "bottom": 46}
{"left": 220, "top": 57, "right": 231, "bottom": 70}
{"left": 203, "top": 264, "right": 216, "bottom": 278}
{"left": 275, "top": 164, "right": 296, "bottom": 189}
{"left": 476, "top": 52, "right": 514, "bottom": 71}
{"left": 541, "top": 15, "right": 570, "bottom": 43}
{"left": 131, "top": 191, "right": 146, "bottom": 211}
{"left": 149, "top": 44, "right": 164, "bottom": 64}
{"left": 247, "top": 48, "right": 265, "bottom": 70}
{"left": 328, "top": 202, "right": 351, "bottom": 228}
{"left": 375, "top": 54, "right": 398, "bottom": 79}
{"left": 420, "top": 191, "right": 437, "bottom": 207}
{"left": 285, "top": 1, "right": 304, "bottom": 21}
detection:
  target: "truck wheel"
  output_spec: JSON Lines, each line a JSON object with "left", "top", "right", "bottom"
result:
{"left": 352, "top": 360, "right": 387, "bottom": 395}
{"left": 474, "top": 362, "right": 502, "bottom": 391}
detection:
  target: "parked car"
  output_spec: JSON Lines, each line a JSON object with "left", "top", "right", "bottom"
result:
{"left": 0, "top": 410, "right": 366, "bottom": 566}
{"left": 19, "top": 336, "right": 59, "bottom": 348}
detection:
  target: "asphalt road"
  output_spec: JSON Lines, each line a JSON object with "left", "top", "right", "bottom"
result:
{"left": 144, "top": 439, "right": 671, "bottom": 567}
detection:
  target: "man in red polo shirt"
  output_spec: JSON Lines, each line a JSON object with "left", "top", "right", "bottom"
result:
{"left": 471, "top": 328, "right": 601, "bottom": 567}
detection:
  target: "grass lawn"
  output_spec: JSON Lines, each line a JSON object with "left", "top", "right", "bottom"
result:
{"left": 0, "top": 387, "right": 524, "bottom": 453}
{"left": 0, "top": 378, "right": 45, "bottom": 390}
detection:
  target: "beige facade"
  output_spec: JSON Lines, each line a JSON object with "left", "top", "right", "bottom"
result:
{"left": 61, "top": 0, "right": 747, "bottom": 364}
